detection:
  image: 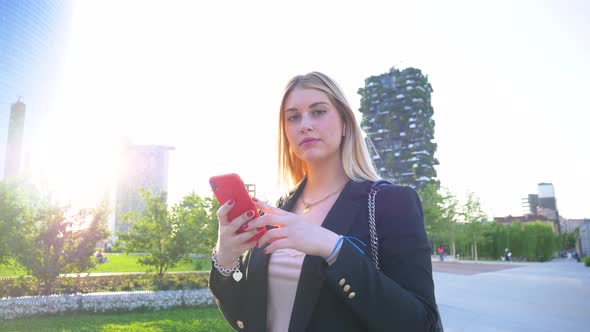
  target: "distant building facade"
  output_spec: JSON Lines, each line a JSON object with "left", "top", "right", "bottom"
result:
{"left": 3, "top": 99, "right": 26, "bottom": 178}
{"left": 493, "top": 214, "right": 557, "bottom": 233}
{"left": 560, "top": 218, "right": 590, "bottom": 234}
{"left": 537, "top": 183, "right": 558, "bottom": 220}
{"left": 494, "top": 214, "right": 550, "bottom": 225}
{"left": 113, "top": 142, "right": 175, "bottom": 235}
{"left": 579, "top": 222, "right": 590, "bottom": 256}
{"left": 358, "top": 67, "right": 438, "bottom": 190}
{"left": 523, "top": 194, "right": 539, "bottom": 215}
{"left": 521, "top": 183, "right": 561, "bottom": 232}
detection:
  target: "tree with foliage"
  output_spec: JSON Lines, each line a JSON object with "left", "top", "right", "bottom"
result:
{"left": 13, "top": 202, "right": 110, "bottom": 294}
{"left": 419, "top": 183, "right": 445, "bottom": 251}
{"left": 438, "top": 187, "right": 460, "bottom": 257}
{"left": 460, "top": 192, "right": 488, "bottom": 261}
{"left": 418, "top": 183, "right": 459, "bottom": 256}
{"left": 419, "top": 183, "right": 442, "bottom": 247}
{"left": 66, "top": 201, "right": 111, "bottom": 274}
{"left": 451, "top": 220, "right": 561, "bottom": 262}
{"left": 561, "top": 229, "right": 579, "bottom": 251}
{"left": 117, "top": 190, "right": 194, "bottom": 277}
{"left": 174, "top": 192, "right": 220, "bottom": 255}
{"left": 0, "top": 180, "right": 33, "bottom": 265}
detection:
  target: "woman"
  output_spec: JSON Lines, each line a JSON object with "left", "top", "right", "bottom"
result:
{"left": 210, "top": 72, "right": 440, "bottom": 331}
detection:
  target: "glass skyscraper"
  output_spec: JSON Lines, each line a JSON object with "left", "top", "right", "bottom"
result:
{"left": 0, "top": 0, "right": 71, "bottom": 179}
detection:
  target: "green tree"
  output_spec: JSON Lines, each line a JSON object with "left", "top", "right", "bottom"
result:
{"left": 561, "top": 229, "right": 578, "bottom": 250}
{"left": 438, "top": 188, "right": 460, "bottom": 257}
{"left": 13, "top": 202, "right": 110, "bottom": 294}
{"left": 521, "top": 221, "right": 557, "bottom": 261}
{"left": 174, "top": 192, "right": 220, "bottom": 255}
{"left": 418, "top": 183, "right": 444, "bottom": 251}
{"left": 460, "top": 192, "right": 488, "bottom": 261}
{"left": 418, "top": 183, "right": 459, "bottom": 256}
{"left": 65, "top": 201, "right": 111, "bottom": 274}
{"left": 117, "top": 190, "right": 193, "bottom": 277}
{"left": 0, "top": 180, "right": 33, "bottom": 265}
{"left": 508, "top": 221, "right": 525, "bottom": 258}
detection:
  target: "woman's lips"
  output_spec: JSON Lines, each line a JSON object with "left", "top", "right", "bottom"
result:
{"left": 299, "top": 138, "right": 319, "bottom": 147}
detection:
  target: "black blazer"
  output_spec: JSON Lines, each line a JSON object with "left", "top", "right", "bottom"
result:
{"left": 209, "top": 179, "right": 439, "bottom": 331}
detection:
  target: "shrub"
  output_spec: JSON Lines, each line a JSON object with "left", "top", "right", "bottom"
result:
{"left": 0, "top": 272, "right": 209, "bottom": 297}
{"left": 194, "top": 257, "right": 211, "bottom": 271}
{"left": 584, "top": 255, "right": 590, "bottom": 267}
{"left": 0, "top": 276, "right": 37, "bottom": 298}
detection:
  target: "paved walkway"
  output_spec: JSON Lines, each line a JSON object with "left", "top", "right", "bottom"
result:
{"left": 433, "top": 259, "right": 590, "bottom": 332}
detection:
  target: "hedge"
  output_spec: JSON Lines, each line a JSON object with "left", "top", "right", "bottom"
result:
{"left": 0, "top": 272, "right": 209, "bottom": 298}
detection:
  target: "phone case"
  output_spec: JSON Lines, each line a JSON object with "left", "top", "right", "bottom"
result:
{"left": 209, "top": 173, "right": 266, "bottom": 241}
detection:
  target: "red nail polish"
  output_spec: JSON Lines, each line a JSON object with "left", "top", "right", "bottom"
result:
{"left": 228, "top": 199, "right": 235, "bottom": 205}
{"left": 252, "top": 197, "right": 258, "bottom": 202}
{"left": 247, "top": 210, "right": 254, "bottom": 217}
{"left": 256, "top": 227, "right": 263, "bottom": 232}
{"left": 256, "top": 241, "right": 259, "bottom": 247}
{"left": 263, "top": 249, "right": 267, "bottom": 254}
{"left": 242, "top": 223, "right": 249, "bottom": 230}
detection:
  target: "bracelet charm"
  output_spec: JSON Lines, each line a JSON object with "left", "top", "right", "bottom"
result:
{"left": 212, "top": 247, "right": 242, "bottom": 282}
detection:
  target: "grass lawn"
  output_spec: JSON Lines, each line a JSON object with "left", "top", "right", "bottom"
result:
{"left": 0, "top": 260, "right": 27, "bottom": 278}
{"left": 87, "top": 254, "right": 207, "bottom": 273}
{"left": 0, "top": 307, "right": 233, "bottom": 332}
{"left": 0, "top": 255, "right": 211, "bottom": 277}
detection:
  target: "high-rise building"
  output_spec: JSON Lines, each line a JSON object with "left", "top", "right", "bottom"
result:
{"left": 521, "top": 183, "right": 560, "bottom": 232}
{"left": 0, "top": 1, "right": 71, "bottom": 179}
{"left": 537, "top": 182, "right": 560, "bottom": 232}
{"left": 358, "top": 67, "right": 438, "bottom": 189}
{"left": 4, "top": 99, "right": 26, "bottom": 178}
{"left": 537, "top": 183, "right": 557, "bottom": 211}
{"left": 113, "top": 141, "right": 175, "bottom": 235}
{"left": 524, "top": 194, "right": 539, "bottom": 215}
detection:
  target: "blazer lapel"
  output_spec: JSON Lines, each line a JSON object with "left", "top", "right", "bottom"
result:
{"left": 243, "top": 180, "right": 305, "bottom": 331}
{"left": 288, "top": 180, "right": 369, "bottom": 331}
{"left": 244, "top": 247, "right": 270, "bottom": 331}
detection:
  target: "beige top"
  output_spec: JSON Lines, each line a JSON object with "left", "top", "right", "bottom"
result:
{"left": 266, "top": 248, "right": 306, "bottom": 332}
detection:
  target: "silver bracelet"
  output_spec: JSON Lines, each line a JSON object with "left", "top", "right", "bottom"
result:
{"left": 212, "top": 247, "right": 243, "bottom": 282}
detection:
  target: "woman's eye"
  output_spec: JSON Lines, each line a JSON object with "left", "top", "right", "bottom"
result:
{"left": 312, "top": 109, "right": 326, "bottom": 116}
{"left": 287, "top": 114, "right": 299, "bottom": 122}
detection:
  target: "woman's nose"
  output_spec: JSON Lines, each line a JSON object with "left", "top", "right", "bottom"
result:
{"left": 299, "top": 114, "right": 313, "bottom": 133}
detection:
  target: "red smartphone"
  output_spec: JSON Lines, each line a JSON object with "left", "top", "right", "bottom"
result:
{"left": 209, "top": 173, "right": 266, "bottom": 241}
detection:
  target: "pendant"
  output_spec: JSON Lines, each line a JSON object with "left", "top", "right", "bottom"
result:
{"left": 303, "top": 203, "right": 311, "bottom": 213}
{"left": 233, "top": 270, "right": 243, "bottom": 282}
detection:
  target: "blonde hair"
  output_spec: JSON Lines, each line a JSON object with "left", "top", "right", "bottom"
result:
{"left": 278, "top": 72, "right": 380, "bottom": 190}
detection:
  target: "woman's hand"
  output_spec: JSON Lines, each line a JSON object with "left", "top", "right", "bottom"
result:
{"left": 246, "top": 198, "right": 340, "bottom": 258}
{"left": 215, "top": 200, "right": 260, "bottom": 268}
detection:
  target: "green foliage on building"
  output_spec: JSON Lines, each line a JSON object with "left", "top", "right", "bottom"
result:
{"left": 359, "top": 67, "right": 439, "bottom": 190}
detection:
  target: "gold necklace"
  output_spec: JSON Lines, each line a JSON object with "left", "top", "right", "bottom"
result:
{"left": 301, "top": 183, "right": 346, "bottom": 213}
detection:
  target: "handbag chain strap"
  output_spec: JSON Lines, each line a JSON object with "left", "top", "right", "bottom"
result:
{"left": 368, "top": 181, "right": 445, "bottom": 331}
{"left": 368, "top": 186, "right": 380, "bottom": 270}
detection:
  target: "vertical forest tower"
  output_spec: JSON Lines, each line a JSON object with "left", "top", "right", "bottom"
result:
{"left": 358, "top": 67, "right": 438, "bottom": 190}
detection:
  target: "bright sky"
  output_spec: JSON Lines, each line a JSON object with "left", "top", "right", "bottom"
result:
{"left": 38, "top": 0, "right": 589, "bottom": 218}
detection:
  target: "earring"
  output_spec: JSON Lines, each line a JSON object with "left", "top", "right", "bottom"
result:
{"left": 342, "top": 125, "right": 346, "bottom": 137}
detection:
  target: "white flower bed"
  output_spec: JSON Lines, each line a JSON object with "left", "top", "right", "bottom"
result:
{"left": 0, "top": 289, "right": 214, "bottom": 320}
